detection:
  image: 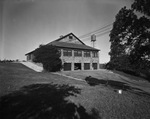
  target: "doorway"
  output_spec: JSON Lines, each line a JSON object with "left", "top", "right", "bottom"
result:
{"left": 84, "top": 63, "right": 90, "bottom": 70}
{"left": 74, "top": 63, "right": 81, "bottom": 70}
{"left": 64, "top": 63, "right": 71, "bottom": 71}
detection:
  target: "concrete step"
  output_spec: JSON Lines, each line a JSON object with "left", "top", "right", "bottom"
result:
{"left": 20, "top": 61, "right": 43, "bottom": 72}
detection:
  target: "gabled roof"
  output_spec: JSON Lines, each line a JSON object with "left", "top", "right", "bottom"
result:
{"left": 25, "top": 33, "right": 99, "bottom": 55}
{"left": 25, "top": 50, "right": 36, "bottom": 55}
{"left": 47, "top": 33, "right": 99, "bottom": 51}
{"left": 53, "top": 33, "right": 85, "bottom": 45}
{"left": 48, "top": 41, "right": 99, "bottom": 51}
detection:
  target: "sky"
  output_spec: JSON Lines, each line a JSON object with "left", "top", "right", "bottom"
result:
{"left": 0, "top": 0, "right": 132, "bottom": 63}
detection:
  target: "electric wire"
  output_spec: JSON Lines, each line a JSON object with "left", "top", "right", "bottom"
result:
{"left": 79, "top": 23, "right": 113, "bottom": 39}
{"left": 83, "top": 30, "right": 111, "bottom": 41}
{"left": 81, "top": 27, "right": 112, "bottom": 40}
{"left": 79, "top": 23, "right": 112, "bottom": 38}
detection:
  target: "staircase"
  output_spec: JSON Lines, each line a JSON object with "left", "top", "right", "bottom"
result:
{"left": 21, "top": 61, "right": 43, "bottom": 72}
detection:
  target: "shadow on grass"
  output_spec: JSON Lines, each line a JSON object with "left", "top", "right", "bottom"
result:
{"left": 85, "top": 76, "right": 150, "bottom": 97}
{"left": 0, "top": 83, "right": 100, "bottom": 119}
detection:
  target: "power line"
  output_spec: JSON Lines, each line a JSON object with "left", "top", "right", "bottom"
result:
{"left": 79, "top": 23, "right": 113, "bottom": 39}
{"left": 83, "top": 30, "right": 111, "bottom": 41}
{"left": 96, "top": 30, "right": 110, "bottom": 37}
{"left": 81, "top": 27, "right": 111, "bottom": 40}
{"left": 81, "top": 27, "right": 112, "bottom": 40}
{"left": 79, "top": 23, "right": 112, "bottom": 38}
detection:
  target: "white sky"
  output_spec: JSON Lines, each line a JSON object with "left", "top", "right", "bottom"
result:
{"left": 0, "top": 0, "right": 132, "bottom": 63}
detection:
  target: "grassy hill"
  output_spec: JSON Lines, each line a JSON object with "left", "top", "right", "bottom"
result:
{"left": 0, "top": 63, "right": 150, "bottom": 119}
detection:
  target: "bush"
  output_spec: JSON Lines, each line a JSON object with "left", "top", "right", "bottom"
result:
{"left": 33, "top": 45, "right": 62, "bottom": 72}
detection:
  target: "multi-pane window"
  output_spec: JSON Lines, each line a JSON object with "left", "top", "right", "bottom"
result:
{"left": 92, "top": 51, "right": 98, "bottom": 58}
{"left": 74, "top": 50, "right": 82, "bottom": 57}
{"left": 63, "top": 49, "right": 72, "bottom": 56}
{"left": 84, "top": 51, "right": 90, "bottom": 57}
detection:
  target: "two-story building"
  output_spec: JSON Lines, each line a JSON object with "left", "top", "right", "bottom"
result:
{"left": 25, "top": 33, "right": 100, "bottom": 71}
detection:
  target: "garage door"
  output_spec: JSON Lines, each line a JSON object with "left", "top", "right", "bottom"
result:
{"left": 64, "top": 63, "right": 71, "bottom": 71}
{"left": 84, "top": 63, "right": 90, "bottom": 70}
{"left": 92, "top": 63, "right": 97, "bottom": 70}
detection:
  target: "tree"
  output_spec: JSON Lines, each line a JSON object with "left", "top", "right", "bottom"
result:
{"left": 33, "top": 45, "right": 62, "bottom": 72}
{"left": 131, "top": 0, "right": 150, "bottom": 16}
{"left": 109, "top": 0, "right": 150, "bottom": 77}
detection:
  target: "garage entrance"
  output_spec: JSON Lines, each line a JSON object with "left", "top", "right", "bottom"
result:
{"left": 74, "top": 63, "right": 81, "bottom": 70}
{"left": 84, "top": 63, "right": 90, "bottom": 70}
{"left": 64, "top": 63, "right": 71, "bottom": 71}
{"left": 92, "top": 63, "right": 97, "bottom": 70}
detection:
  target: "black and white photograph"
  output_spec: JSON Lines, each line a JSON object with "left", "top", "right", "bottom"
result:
{"left": 0, "top": 0, "right": 150, "bottom": 118}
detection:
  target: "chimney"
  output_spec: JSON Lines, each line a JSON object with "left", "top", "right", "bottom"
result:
{"left": 60, "top": 35, "right": 63, "bottom": 38}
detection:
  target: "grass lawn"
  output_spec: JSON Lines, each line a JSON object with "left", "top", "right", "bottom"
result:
{"left": 0, "top": 63, "right": 150, "bottom": 119}
{"left": 60, "top": 70, "right": 150, "bottom": 93}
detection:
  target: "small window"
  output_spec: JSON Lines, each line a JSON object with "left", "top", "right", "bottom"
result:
{"left": 92, "top": 51, "right": 98, "bottom": 58}
{"left": 63, "top": 49, "right": 72, "bottom": 56}
{"left": 69, "top": 36, "right": 73, "bottom": 39}
{"left": 28, "top": 54, "right": 31, "bottom": 60}
{"left": 74, "top": 50, "right": 82, "bottom": 57}
{"left": 84, "top": 51, "right": 90, "bottom": 57}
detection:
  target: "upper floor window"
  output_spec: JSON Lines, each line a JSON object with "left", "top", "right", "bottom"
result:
{"left": 84, "top": 51, "right": 90, "bottom": 57}
{"left": 92, "top": 51, "right": 98, "bottom": 58}
{"left": 74, "top": 50, "right": 82, "bottom": 57}
{"left": 69, "top": 36, "right": 73, "bottom": 39}
{"left": 63, "top": 49, "right": 72, "bottom": 56}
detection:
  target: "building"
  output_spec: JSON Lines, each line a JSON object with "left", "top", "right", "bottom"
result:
{"left": 25, "top": 33, "right": 100, "bottom": 71}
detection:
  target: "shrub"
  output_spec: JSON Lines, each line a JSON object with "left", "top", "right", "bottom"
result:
{"left": 33, "top": 45, "right": 62, "bottom": 72}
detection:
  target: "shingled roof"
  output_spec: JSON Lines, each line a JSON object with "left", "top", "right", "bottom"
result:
{"left": 53, "top": 33, "right": 85, "bottom": 45}
{"left": 48, "top": 41, "right": 99, "bottom": 51}
{"left": 48, "top": 33, "right": 99, "bottom": 51}
{"left": 26, "top": 33, "right": 99, "bottom": 55}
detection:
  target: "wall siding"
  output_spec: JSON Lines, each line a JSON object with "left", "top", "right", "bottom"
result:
{"left": 61, "top": 49, "right": 99, "bottom": 71}
{"left": 26, "top": 48, "right": 99, "bottom": 71}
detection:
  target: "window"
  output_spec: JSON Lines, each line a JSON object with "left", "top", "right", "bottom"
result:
{"left": 69, "top": 36, "right": 73, "bottom": 39}
{"left": 84, "top": 63, "right": 90, "bottom": 70}
{"left": 92, "top": 63, "right": 97, "bottom": 69}
{"left": 63, "top": 49, "right": 72, "bottom": 56}
{"left": 92, "top": 51, "right": 98, "bottom": 58}
{"left": 64, "top": 63, "right": 71, "bottom": 71}
{"left": 28, "top": 54, "right": 32, "bottom": 60}
{"left": 74, "top": 50, "right": 82, "bottom": 57}
{"left": 84, "top": 51, "right": 90, "bottom": 57}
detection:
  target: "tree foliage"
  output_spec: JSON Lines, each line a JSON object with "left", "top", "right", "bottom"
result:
{"left": 131, "top": 0, "right": 150, "bottom": 16}
{"left": 108, "top": 0, "right": 150, "bottom": 78}
{"left": 33, "top": 45, "right": 62, "bottom": 72}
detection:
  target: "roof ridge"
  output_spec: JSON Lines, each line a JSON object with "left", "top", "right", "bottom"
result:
{"left": 25, "top": 33, "right": 100, "bottom": 55}
{"left": 48, "top": 33, "right": 85, "bottom": 45}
